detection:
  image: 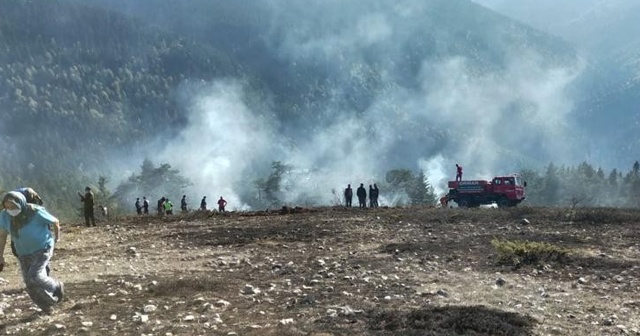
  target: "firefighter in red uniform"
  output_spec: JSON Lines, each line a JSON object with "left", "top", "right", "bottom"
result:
{"left": 440, "top": 195, "right": 449, "bottom": 208}
{"left": 455, "top": 164, "right": 463, "bottom": 182}
{"left": 217, "top": 196, "right": 227, "bottom": 213}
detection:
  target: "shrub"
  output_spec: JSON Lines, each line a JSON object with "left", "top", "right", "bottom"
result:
{"left": 491, "top": 239, "right": 569, "bottom": 267}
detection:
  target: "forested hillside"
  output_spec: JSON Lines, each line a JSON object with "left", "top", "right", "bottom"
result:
{"left": 0, "top": 0, "right": 244, "bottom": 214}
{"left": 2, "top": 0, "right": 634, "bottom": 216}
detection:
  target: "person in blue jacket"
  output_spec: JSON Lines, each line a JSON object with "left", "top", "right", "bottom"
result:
{"left": 0, "top": 191, "right": 64, "bottom": 314}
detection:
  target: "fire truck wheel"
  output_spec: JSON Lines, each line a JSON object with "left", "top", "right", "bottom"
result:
{"left": 497, "top": 197, "right": 509, "bottom": 208}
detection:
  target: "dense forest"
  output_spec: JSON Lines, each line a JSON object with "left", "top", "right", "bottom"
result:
{"left": 0, "top": 0, "right": 637, "bottom": 218}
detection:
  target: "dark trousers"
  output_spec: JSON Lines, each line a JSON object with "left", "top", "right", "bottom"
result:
{"left": 85, "top": 209, "right": 96, "bottom": 227}
{"left": 358, "top": 197, "right": 366, "bottom": 208}
{"left": 345, "top": 196, "right": 352, "bottom": 207}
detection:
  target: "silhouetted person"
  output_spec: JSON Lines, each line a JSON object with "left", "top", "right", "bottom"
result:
{"left": 356, "top": 183, "right": 367, "bottom": 208}
{"left": 369, "top": 185, "right": 374, "bottom": 208}
{"left": 181, "top": 195, "right": 188, "bottom": 213}
{"left": 143, "top": 197, "right": 149, "bottom": 214}
{"left": 372, "top": 184, "right": 379, "bottom": 208}
{"left": 456, "top": 164, "right": 463, "bottom": 182}
{"left": 157, "top": 197, "right": 165, "bottom": 216}
{"left": 217, "top": 196, "right": 227, "bottom": 213}
{"left": 135, "top": 198, "right": 142, "bottom": 215}
{"left": 344, "top": 184, "right": 353, "bottom": 207}
{"left": 78, "top": 186, "right": 96, "bottom": 227}
{"left": 200, "top": 196, "right": 207, "bottom": 210}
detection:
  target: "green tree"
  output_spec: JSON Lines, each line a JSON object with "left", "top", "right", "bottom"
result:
{"left": 540, "top": 163, "right": 559, "bottom": 206}
{"left": 406, "top": 171, "right": 437, "bottom": 205}
{"left": 385, "top": 169, "right": 436, "bottom": 206}
{"left": 112, "top": 159, "right": 192, "bottom": 211}
{"left": 254, "top": 161, "right": 292, "bottom": 208}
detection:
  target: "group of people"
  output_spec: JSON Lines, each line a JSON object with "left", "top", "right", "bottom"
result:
{"left": 134, "top": 197, "right": 151, "bottom": 215}
{"left": 0, "top": 187, "right": 64, "bottom": 315}
{"left": 199, "top": 196, "right": 227, "bottom": 213}
{"left": 135, "top": 195, "right": 228, "bottom": 215}
{"left": 344, "top": 183, "right": 380, "bottom": 208}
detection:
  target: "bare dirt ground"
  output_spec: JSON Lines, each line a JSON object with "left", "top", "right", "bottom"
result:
{"left": 0, "top": 206, "right": 639, "bottom": 336}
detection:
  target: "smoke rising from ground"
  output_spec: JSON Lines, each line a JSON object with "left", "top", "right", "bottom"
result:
{"left": 125, "top": 1, "right": 584, "bottom": 208}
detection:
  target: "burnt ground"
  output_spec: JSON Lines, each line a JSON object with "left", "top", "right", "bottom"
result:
{"left": 0, "top": 206, "right": 639, "bottom": 335}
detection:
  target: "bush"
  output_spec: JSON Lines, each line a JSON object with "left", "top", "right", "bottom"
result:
{"left": 491, "top": 239, "right": 569, "bottom": 267}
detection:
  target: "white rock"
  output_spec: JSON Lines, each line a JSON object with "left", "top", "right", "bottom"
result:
{"left": 279, "top": 318, "right": 294, "bottom": 325}
{"left": 184, "top": 315, "right": 195, "bottom": 321}
{"left": 81, "top": 321, "right": 93, "bottom": 327}
{"left": 143, "top": 305, "right": 157, "bottom": 313}
{"left": 215, "top": 300, "right": 231, "bottom": 307}
{"left": 109, "top": 314, "right": 117, "bottom": 321}
{"left": 212, "top": 313, "right": 223, "bottom": 324}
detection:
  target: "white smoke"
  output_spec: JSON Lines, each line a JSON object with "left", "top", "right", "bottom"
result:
{"left": 157, "top": 80, "right": 278, "bottom": 210}
{"left": 113, "top": 1, "right": 584, "bottom": 209}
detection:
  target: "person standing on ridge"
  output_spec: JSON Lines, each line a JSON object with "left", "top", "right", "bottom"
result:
{"left": 135, "top": 198, "right": 142, "bottom": 215}
{"left": 456, "top": 164, "right": 463, "bottom": 182}
{"left": 344, "top": 184, "right": 353, "bottom": 207}
{"left": 217, "top": 196, "right": 227, "bottom": 213}
{"left": 372, "top": 184, "right": 379, "bottom": 208}
{"left": 368, "top": 185, "right": 375, "bottom": 208}
{"left": 356, "top": 183, "right": 367, "bottom": 208}
{"left": 142, "top": 197, "right": 149, "bottom": 215}
{"left": 78, "top": 186, "right": 96, "bottom": 227}
{"left": 157, "top": 197, "right": 165, "bottom": 216}
{"left": 200, "top": 196, "right": 207, "bottom": 210}
{"left": 163, "top": 198, "right": 173, "bottom": 215}
{"left": 0, "top": 191, "right": 64, "bottom": 315}
{"left": 181, "top": 195, "right": 188, "bottom": 213}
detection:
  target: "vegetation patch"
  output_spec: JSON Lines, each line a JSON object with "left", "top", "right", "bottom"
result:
{"left": 567, "top": 207, "right": 639, "bottom": 224}
{"left": 367, "top": 305, "right": 537, "bottom": 336}
{"left": 491, "top": 238, "right": 569, "bottom": 267}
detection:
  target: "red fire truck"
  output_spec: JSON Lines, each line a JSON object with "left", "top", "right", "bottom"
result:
{"left": 446, "top": 174, "right": 526, "bottom": 208}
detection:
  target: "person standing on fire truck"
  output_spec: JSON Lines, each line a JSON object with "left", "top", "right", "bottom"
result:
{"left": 455, "top": 164, "right": 463, "bottom": 182}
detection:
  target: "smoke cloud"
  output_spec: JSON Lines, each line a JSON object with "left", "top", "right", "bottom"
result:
{"left": 117, "top": 1, "right": 585, "bottom": 209}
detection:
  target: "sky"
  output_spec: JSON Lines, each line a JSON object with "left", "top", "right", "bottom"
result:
{"left": 120, "top": 0, "right": 587, "bottom": 209}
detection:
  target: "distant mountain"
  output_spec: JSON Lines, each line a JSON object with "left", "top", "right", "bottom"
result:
{"left": 472, "top": 0, "right": 640, "bottom": 166}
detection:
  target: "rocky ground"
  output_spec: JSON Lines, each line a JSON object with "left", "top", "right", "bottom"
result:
{"left": 0, "top": 206, "right": 639, "bottom": 336}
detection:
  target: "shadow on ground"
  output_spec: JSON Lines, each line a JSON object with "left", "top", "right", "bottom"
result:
{"left": 364, "top": 304, "right": 537, "bottom": 336}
